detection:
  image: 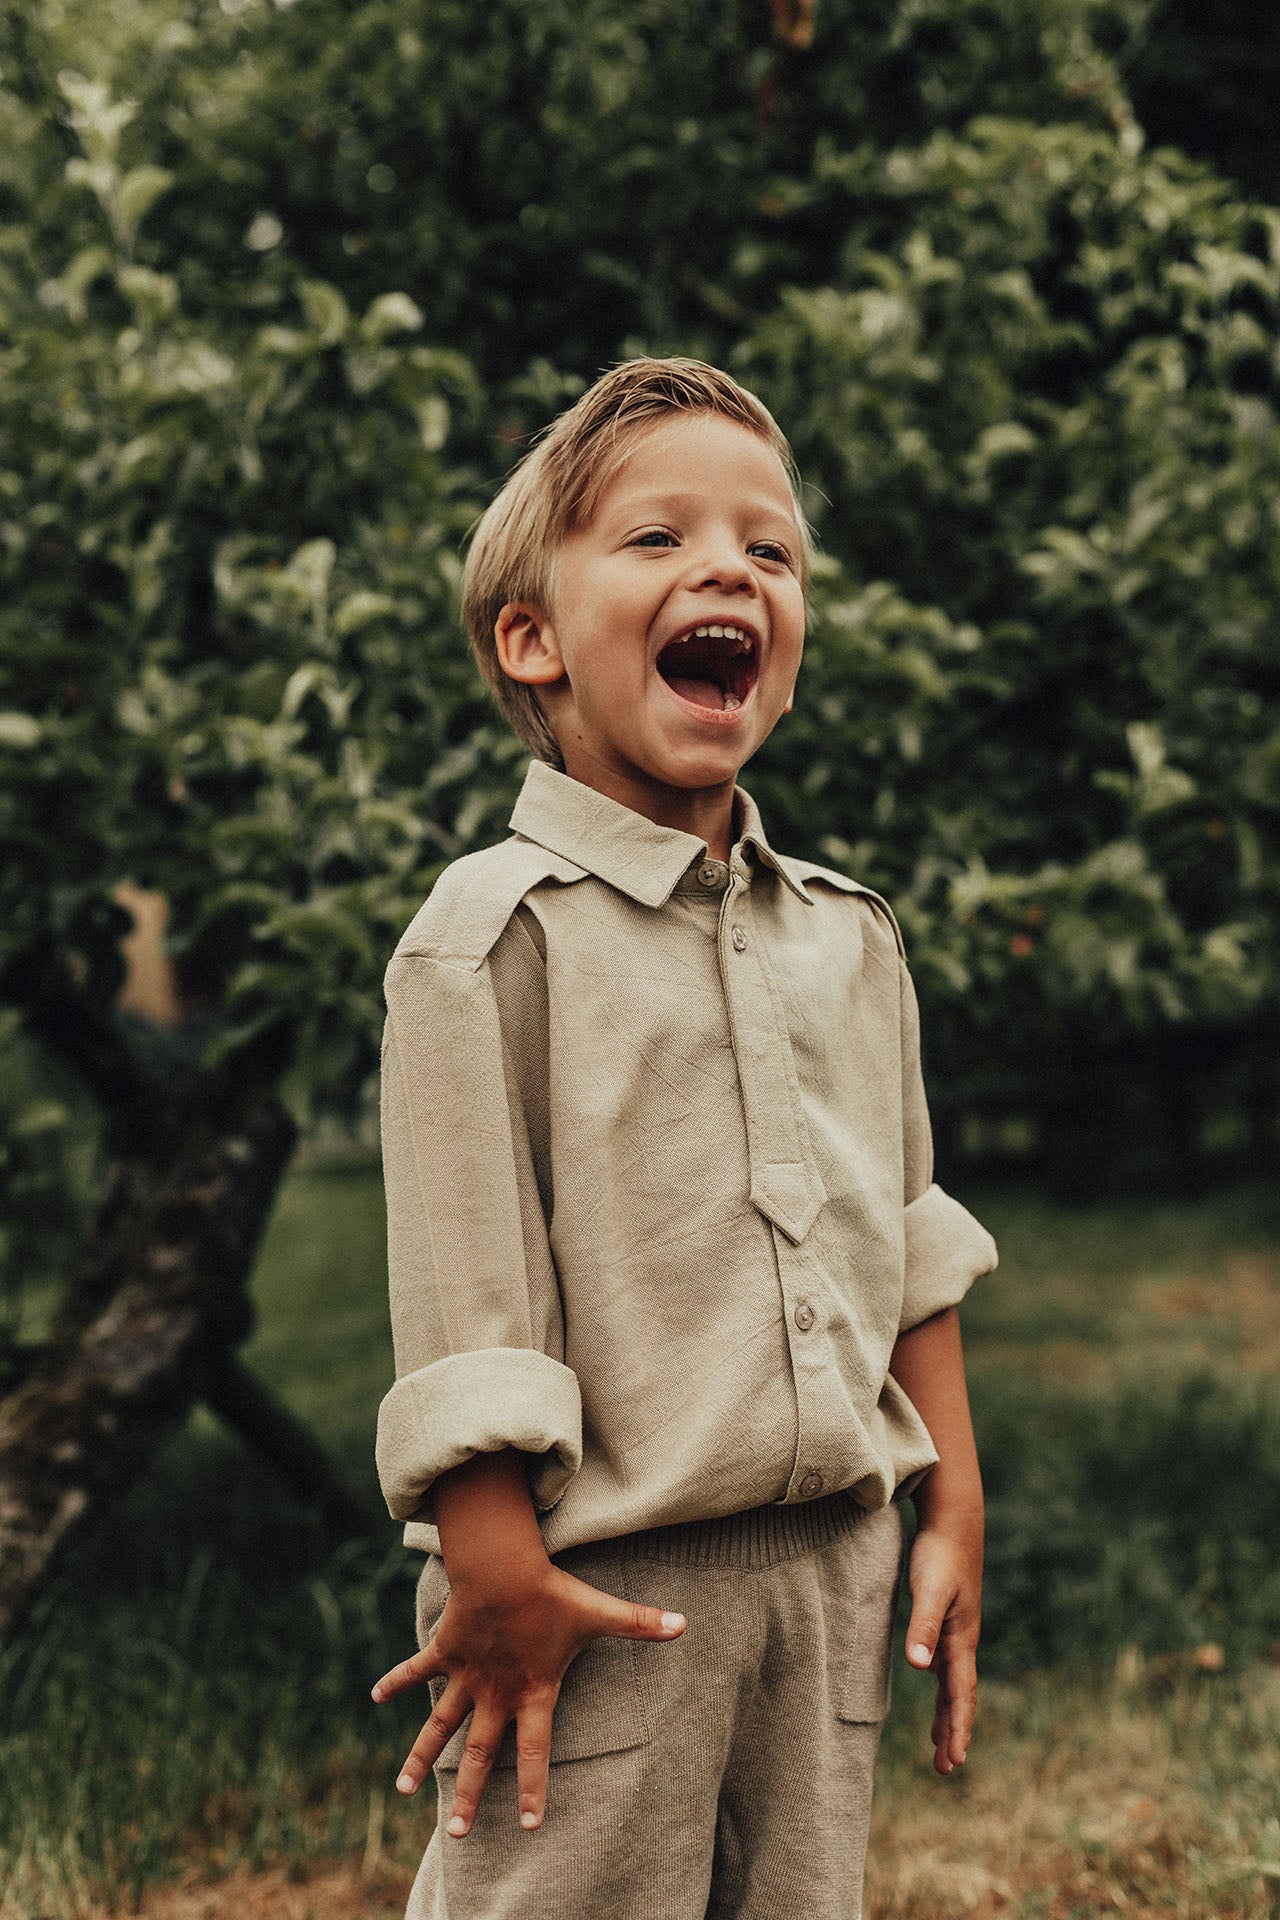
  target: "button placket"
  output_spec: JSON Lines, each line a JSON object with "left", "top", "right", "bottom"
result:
{"left": 777, "top": 1230, "right": 837, "bottom": 1506}
{"left": 718, "top": 883, "right": 826, "bottom": 1245}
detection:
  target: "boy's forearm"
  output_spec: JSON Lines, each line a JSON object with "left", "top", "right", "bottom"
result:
{"left": 891, "top": 1304, "right": 983, "bottom": 1772}
{"left": 433, "top": 1448, "right": 552, "bottom": 1586}
{"left": 889, "top": 1306, "right": 983, "bottom": 1527}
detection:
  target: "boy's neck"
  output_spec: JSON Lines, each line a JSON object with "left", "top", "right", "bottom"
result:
{"left": 558, "top": 755, "right": 739, "bottom": 864}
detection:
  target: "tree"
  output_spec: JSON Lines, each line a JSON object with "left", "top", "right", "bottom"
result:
{"left": 0, "top": 41, "right": 498, "bottom": 1632}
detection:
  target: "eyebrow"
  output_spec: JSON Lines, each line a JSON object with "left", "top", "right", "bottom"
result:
{"left": 609, "top": 490, "right": 799, "bottom": 524}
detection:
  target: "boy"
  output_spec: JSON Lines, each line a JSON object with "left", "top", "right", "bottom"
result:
{"left": 372, "top": 358, "right": 996, "bottom": 1920}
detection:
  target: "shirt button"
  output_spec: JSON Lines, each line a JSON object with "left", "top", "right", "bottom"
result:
{"left": 793, "top": 1302, "right": 816, "bottom": 1332}
{"left": 697, "top": 860, "right": 722, "bottom": 888}
{"left": 730, "top": 926, "right": 748, "bottom": 952}
{"left": 800, "top": 1471, "right": 825, "bottom": 1498}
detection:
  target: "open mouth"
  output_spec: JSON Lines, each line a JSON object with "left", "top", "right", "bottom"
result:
{"left": 655, "top": 623, "right": 758, "bottom": 713}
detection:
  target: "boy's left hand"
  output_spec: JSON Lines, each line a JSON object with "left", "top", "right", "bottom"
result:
{"left": 902, "top": 1514, "right": 982, "bottom": 1775}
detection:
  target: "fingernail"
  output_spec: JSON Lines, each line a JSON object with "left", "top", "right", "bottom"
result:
{"left": 661, "top": 1612, "right": 684, "bottom": 1632}
{"left": 396, "top": 1773, "right": 416, "bottom": 1794}
{"left": 371, "top": 1685, "right": 384, "bottom": 1702}
{"left": 447, "top": 1815, "right": 467, "bottom": 1837}
{"left": 909, "top": 1642, "right": 931, "bottom": 1664}
{"left": 521, "top": 1812, "right": 539, "bottom": 1830}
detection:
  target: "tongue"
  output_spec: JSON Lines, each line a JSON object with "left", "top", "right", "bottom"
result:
{"left": 666, "top": 675, "right": 724, "bottom": 709}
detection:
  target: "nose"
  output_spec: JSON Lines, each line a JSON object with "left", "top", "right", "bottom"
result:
{"left": 689, "top": 536, "right": 756, "bottom": 595}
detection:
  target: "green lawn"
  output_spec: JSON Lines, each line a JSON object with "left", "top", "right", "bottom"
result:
{"left": 241, "top": 1158, "right": 394, "bottom": 1472}
{"left": 2, "top": 1166, "right": 1279, "bottom": 1918}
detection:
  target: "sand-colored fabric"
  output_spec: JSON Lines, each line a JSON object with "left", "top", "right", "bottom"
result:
{"left": 405, "top": 1494, "right": 903, "bottom": 1920}
{"left": 377, "top": 762, "right": 996, "bottom": 1554}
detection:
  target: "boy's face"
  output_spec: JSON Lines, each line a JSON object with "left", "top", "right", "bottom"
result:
{"left": 497, "top": 413, "right": 806, "bottom": 820}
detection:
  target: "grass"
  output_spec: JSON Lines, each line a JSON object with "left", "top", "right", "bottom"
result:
{"left": 869, "top": 1658, "right": 1280, "bottom": 1919}
{"left": 2, "top": 1165, "right": 1279, "bottom": 1917}
{"left": 961, "top": 1185, "right": 1280, "bottom": 1393}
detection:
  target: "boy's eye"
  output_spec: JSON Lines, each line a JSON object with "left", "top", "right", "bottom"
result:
{"left": 750, "top": 541, "right": 793, "bottom": 566}
{"left": 631, "top": 529, "right": 678, "bottom": 548}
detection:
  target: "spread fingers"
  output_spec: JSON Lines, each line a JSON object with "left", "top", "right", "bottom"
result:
{"left": 371, "top": 1642, "right": 444, "bottom": 1704}
{"left": 944, "top": 1651, "right": 977, "bottom": 1768}
{"left": 514, "top": 1691, "right": 557, "bottom": 1832}
{"left": 394, "top": 1683, "right": 470, "bottom": 1797}
{"left": 444, "top": 1708, "right": 509, "bottom": 1837}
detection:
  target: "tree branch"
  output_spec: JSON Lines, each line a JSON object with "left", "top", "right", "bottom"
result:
{"left": 198, "top": 1352, "right": 369, "bottom": 1539}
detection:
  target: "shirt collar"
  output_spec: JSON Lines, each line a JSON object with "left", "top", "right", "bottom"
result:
{"left": 509, "top": 761, "right": 813, "bottom": 908}
{"left": 732, "top": 786, "right": 814, "bottom": 904}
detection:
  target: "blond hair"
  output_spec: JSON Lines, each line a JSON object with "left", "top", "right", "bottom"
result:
{"left": 461, "top": 357, "right": 810, "bottom": 766}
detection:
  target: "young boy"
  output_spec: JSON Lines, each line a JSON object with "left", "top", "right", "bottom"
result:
{"left": 371, "top": 358, "right": 996, "bottom": 1920}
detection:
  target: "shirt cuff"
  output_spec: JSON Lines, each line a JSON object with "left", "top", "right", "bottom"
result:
{"left": 375, "top": 1348, "right": 583, "bottom": 1523}
{"left": 899, "top": 1182, "right": 998, "bottom": 1331}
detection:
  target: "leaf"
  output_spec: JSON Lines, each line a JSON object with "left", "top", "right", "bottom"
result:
{"left": 283, "top": 539, "right": 338, "bottom": 618}
{"left": 416, "top": 395, "right": 450, "bottom": 452}
{"left": 281, "top": 663, "right": 334, "bottom": 720}
{"left": 57, "top": 244, "right": 114, "bottom": 320}
{"left": 1126, "top": 723, "right": 1196, "bottom": 813}
{"left": 12, "top": 1102, "right": 69, "bottom": 1139}
{"left": 1126, "top": 721, "right": 1166, "bottom": 779}
{"left": 64, "top": 155, "right": 117, "bottom": 207}
{"left": 0, "top": 713, "right": 42, "bottom": 749}
{"left": 972, "top": 421, "right": 1037, "bottom": 464}
{"left": 116, "top": 264, "right": 179, "bottom": 324}
{"left": 139, "top": 340, "right": 236, "bottom": 395}
{"left": 333, "top": 591, "right": 397, "bottom": 637}
{"left": 300, "top": 280, "right": 351, "bottom": 346}
{"left": 361, "top": 292, "right": 424, "bottom": 342}
{"left": 57, "top": 70, "right": 136, "bottom": 152}
{"left": 115, "top": 165, "right": 175, "bottom": 245}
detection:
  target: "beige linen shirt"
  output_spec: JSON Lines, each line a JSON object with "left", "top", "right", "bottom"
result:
{"left": 377, "top": 761, "right": 997, "bottom": 1556}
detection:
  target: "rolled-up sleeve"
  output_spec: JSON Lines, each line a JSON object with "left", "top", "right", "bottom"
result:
{"left": 376, "top": 938, "right": 581, "bottom": 1524}
{"left": 897, "top": 958, "right": 998, "bottom": 1331}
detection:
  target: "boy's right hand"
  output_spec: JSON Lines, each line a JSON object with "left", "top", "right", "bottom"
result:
{"left": 371, "top": 1451, "right": 683, "bottom": 1836}
{"left": 372, "top": 1562, "right": 685, "bottom": 1836}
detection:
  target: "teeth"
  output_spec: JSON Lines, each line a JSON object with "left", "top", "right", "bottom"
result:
{"left": 680, "top": 624, "right": 753, "bottom": 650}
{"left": 723, "top": 693, "right": 742, "bottom": 710}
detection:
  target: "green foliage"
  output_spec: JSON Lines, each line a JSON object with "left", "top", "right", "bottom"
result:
{"left": 2, "top": 0, "right": 1278, "bottom": 1291}
{"left": 1, "top": 38, "right": 505, "bottom": 1140}
{"left": 747, "top": 116, "right": 1280, "bottom": 1057}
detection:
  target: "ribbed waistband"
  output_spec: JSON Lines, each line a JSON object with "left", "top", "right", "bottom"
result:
{"left": 581, "top": 1490, "right": 872, "bottom": 1571}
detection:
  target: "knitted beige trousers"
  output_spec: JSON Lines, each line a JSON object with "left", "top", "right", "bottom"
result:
{"left": 403, "top": 1493, "right": 903, "bottom": 1920}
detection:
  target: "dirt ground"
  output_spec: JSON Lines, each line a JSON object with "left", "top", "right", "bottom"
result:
{"left": 77, "top": 1863, "right": 416, "bottom": 1920}
{"left": 57, "top": 1667, "right": 1280, "bottom": 1920}
{"left": 99, "top": 1808, "right": 1275, "bottom": 1920}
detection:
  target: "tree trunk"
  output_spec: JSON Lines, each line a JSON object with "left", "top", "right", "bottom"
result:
{"left": 0, "top": 1064, "right": 362, "bottom": 1641}
{"left": 199, "top": 1349, "right": 367, "bottom": 1537}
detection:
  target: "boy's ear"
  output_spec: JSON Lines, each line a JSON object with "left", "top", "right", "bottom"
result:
{"left": 495, "top": 601, "right": 566, "bottom": 686}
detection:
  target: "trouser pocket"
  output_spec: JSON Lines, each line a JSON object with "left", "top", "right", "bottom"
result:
{"left": 835, "top": 1501, "right": 904, "bottom": 1724}
{"left": 412, "top": 1548, "right": 652, "bottom": 1769}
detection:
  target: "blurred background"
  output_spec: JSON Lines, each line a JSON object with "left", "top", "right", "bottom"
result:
{"left": 1, "top": 0, "right": 1278, "bottom": 1914}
